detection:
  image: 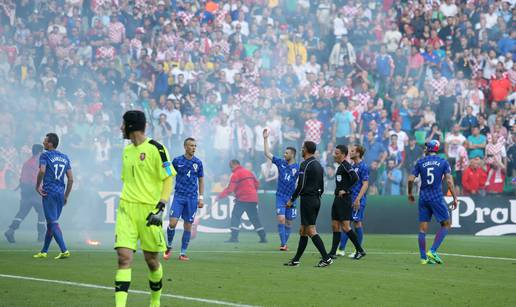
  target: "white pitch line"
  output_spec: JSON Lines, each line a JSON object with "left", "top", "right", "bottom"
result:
{"left": 0, "top": 274, "right": 256, "bottom": 307}
{"left": 1, "top": 249, "right": 515, "bottom": 261}
{"left": 438, "top": 253, "right": 516, "bottom": 261}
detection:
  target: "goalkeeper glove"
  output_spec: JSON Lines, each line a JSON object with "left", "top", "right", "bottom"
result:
{"left": 146, "top": 201, "right": 166, "bottom": 227}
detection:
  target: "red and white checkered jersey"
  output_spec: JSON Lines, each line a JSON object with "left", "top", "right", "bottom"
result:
{"left": 429, "top": 77, "right": 448, "bottom": 96}
{"left": 96, "top": 45, "right": 116, "bottom": 60}
{"left": 304, "top": 119, "right": 324, "bottom": 145}
{"left": 108, "top": 22, "right": 125, "bottom": 44}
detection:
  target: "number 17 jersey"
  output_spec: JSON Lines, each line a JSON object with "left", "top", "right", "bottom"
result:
{"left": 411, "top": 155, "right": 450, "bottom": 200}
{"left": 39, "top": 150, "right": 71, "bottom": 195}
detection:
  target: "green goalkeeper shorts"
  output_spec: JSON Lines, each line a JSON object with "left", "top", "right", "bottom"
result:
{"left": 114, "top": 199, "right": 166, "bottom": 252}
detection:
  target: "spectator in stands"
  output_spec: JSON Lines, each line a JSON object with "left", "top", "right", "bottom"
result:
{"left": 426, "top": 124, "right": 443, "bottom": 144}
{"left": 490, "top": 69, "right": 512, "bottom": 104}
{"left": 380, "top": 159, "right": 403, "bottom": 196}
{"left": 259, "top": 158, "right": 278, "bottom": 191}
{"left": 402, "top": 136, "right": 424, "bottom": 175}
{"left": 507, "top": 133, "right": 516, "bottom": 179}
{"left": 364, "top": 131, "right": 387, "bottom": 167}
{"left": 462, "top": 157, "right": 487, "bottom": 196}
{"left": 485, "top": 155, "right": 507, "bottom": 195}
{"left": 331, "top": 102, "right": 354, "bottom": 145}
{"left": 329, "top": 35, "right": 356, "bottom": 68}
{"left": 467, "top": 126, "right": 487, "bottom": 159}
{"left": 304, "top": 110, "right": 323, "bottom": 145}
{"left": 389, "top": 121, "right": 409, "bottom": 154}
{"left": 0, "top": 0, "right": 511, "bottom": 196}
{"left": 445, "top": 124, "right": 467, "bottom": 171}
{"left": 459, "top": 106, "right": 479, "bottom": 137}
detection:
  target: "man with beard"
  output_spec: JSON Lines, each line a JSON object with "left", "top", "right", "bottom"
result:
{"left": 284, "top": 141, "right": 332, "bottom": 267}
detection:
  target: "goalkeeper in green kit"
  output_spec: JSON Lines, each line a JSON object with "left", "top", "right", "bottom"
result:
{"left": 114, "top": 110, "right": 176, "bottom": 307}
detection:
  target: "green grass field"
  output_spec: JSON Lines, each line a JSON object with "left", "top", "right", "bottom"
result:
{"left": 1, "top": 231, "right": 515, "bottom": 307}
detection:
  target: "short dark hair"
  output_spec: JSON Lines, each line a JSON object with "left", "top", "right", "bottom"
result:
{"left": 335, "top": 144, "right": 348, "bottom": 156}
{"left": 184, "top": 137, "right": 196, "bottom": 146}
{"left": 32, "top": 144, "right": 44, "bottom": 156}
{"left": 230, "top": 159, "right": 240, "bottom": 166}
{"left": 286, "top": 147, "right": 297, "bottom": 156}
{"left": 46, "top": 133, "right": 59, "bottom": 149}
{"left": 354, "top": 144, "right": 365, "bottom": 158}
{"left": 303, "top": 141, "right": 316, "bottom": 154}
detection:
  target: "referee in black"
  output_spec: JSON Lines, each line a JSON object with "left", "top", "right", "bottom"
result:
{"left": 328, "top": 145, "right": 366, "bottom": 259}
{"left": 284, "top": 141, "right": 332, "bottom": 267}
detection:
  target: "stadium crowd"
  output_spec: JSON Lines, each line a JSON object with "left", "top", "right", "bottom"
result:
{"left": 0, "top": 0, "right": 514, "bottom": 196}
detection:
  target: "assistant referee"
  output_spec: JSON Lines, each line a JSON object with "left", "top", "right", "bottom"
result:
{"left": 328, "top": 145, "right": 366, "bottom": 260}
{"left": 114, "top": 110, "right": 176, "bottom": 307}
{"left": 284, "top": 141, "right": 332, "bottom": 267}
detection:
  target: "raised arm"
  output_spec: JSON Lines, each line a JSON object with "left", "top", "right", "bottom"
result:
{"left": 262, "top": 128, "right": 273, "bottom": 160}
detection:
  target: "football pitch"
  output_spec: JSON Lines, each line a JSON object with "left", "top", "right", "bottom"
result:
{"left": 0, "top": 232, "right": 515, "bottom": 307}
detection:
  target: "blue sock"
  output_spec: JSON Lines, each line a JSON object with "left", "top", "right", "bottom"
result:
{"left": 431, "top": 227, "right": 449, "bottom": 253}
{"left": 356, "top": 227, "right": 364, "bottom": 245}
{"left": 41, "top": 223, "right": 52, "bottom": 253}
{"left": 278, "top": 224, "right": 286, "bottom": 246}
{"left": 339, "top": 232, "right": 348, "bottom": 250}
{"left": 284, "top": 225, "right": 291, "bottom": 244}
{"left": 167, "top": 227, "right": 175, "bottom": 248}
{"left": 181, "top": 231, "right": 191, "bottom": 255}
{"left": 52, "top": 223, "right": 67, "bottom": 252}
{"left": 418, "top": 232, "right": 427, "bottom": 259}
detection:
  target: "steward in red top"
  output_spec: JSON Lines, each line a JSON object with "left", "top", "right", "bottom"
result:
{"left": 217, "top": 160, "right": 266, "bottom": 243}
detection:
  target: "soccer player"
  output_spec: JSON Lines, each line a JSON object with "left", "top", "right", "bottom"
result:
{"left": 263, "top": 128, "right": 299, "bottom": 251}
{"left": 337, "top": 144, "right": 368, "bottom": 258}
{"left": 407, "top": 140, "right": 458, "bottom": 264}
{"left": 328, "top": 145, "right": 366, "bottom": 260}
{"left": 114, "top": 110, "right": 176, "bottom": 307}
{"left": 216, "top": 160, "right": 267, "bottom": 243}
{"left": 5, "top": 144, "right": 45, "bottom": 243}
{"left": 165, "top": 137, "right": 204, "bottom": 261}
{"left": 33, "top": 134, "right": 73, "bottom": 260}
{"left": 284, "top": 141, "right": 332, "bottom": 268}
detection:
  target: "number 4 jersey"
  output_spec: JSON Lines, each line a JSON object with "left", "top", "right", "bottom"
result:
{"left": 172, "top": 155, "right": 204, "bottom": 199}
{"left": 39, "top": 150, "right": 71, "bottom": 195}
{"left": 412, "top": 155, "right": 451, "bottom": 200}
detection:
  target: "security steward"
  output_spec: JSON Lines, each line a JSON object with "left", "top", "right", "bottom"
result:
{"left": 216, "top": 159, "right": 267, "bottom": 243}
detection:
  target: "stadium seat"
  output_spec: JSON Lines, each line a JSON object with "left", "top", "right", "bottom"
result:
{"left": 415, "top": 131, "right": 426, "bottom": 145}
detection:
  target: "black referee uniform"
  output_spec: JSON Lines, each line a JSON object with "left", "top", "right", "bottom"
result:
{"left": 331, "top": 160, "right": 358, "bottom": 221}
{"left": 329, "top": 160, "right": 366, "bottom": 258}
{"left": 286, "top": 155, "right": 332, "bottom": 267}
{"left": 291, "top": 156, "right": 324, "bottom": 226}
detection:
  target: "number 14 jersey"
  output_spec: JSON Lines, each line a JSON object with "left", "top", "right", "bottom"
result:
{"left": 411, "top": 155, "right": 451, "bottom": 200}
{"left": 39, "top": 150, "right": 71, "bottom": 195}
